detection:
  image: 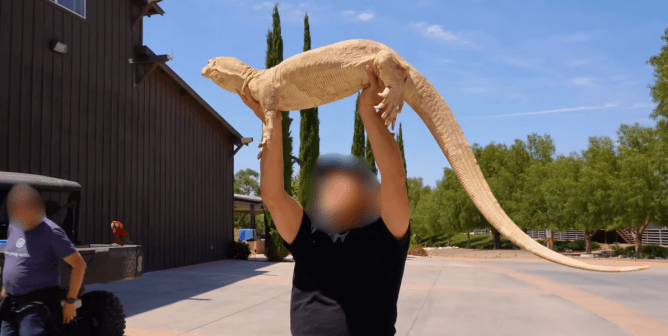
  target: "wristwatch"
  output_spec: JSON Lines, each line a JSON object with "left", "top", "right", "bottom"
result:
{"left": 65, "top": 298, "right": 76, "bottom": 304}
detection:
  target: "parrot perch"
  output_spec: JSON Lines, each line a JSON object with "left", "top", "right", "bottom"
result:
{"left": 111, "top": 221, "right": 132, "bottom": 246}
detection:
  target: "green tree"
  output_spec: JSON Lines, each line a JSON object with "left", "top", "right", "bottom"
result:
{"left": 647, "top": 27, "right": 668, "bottom": 133}
{"left": 365, "top": 136, "right": 378, "bottom": 175}
{"left": 411, "top": 185, "right": 434, "bottom": 244}
{"left": 526, "top": 133, "right": 555, "bottom": 164}
{"left": 437, "top": 167, "right": 480, "bottom": 248}
{"left": 351, "top": 92, "right": 365, "bottom": 159}
{"left": 297, "top": 12, "right": 320, "bottom": 209}
{"left": 511, "top": 134, "right": 560, "bottom": 247}
{"left": 234, "top": 169, "right": 261, "bottom": 229}
{"left": 647, "top": 27, "right": 668, "bottom": 197}
{"left": 234, "top": 169, "right": 261, "bottom": 196}
{"left": 263, "top": 4, "right": 292, "bottom": 260}
{"left": 569, "top": 137, "right": 618, "bottom": 253}
{"left": 610, "top": 123, "right": 668, "bottom": 258}
{"left": 470, "top": 143, "right": 504, "bottom": 248}
{"left": 406, "top": 177, "right": 424, "bottom": 211}
{"left": 291, "top": 172, "right": 300, "bottom": 199}
{"left": 516, "top": 162, "right": 556, "bottom": 233}
{"left": 396, "top": 123, "right": 409, "bottom": 195}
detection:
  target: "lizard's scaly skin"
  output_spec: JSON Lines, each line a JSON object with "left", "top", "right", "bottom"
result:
{"left": 202, "top": 39, "right": 648, "bottom": 273}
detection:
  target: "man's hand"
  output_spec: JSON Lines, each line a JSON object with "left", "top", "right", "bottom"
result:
{"left": 63, "top": 251, "right": 86, "bottom": 324}
{"left": 359, "top": 64, "right": 386, "bottom": 115}
{"left": 63, "top": 302, "right": 76, "bottom": 324}
{"left": 236, "top": 86, "right": 265, "bottom": 122}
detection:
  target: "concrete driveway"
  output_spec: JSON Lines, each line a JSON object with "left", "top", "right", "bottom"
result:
{"left": 85, "top": 255, "right": 668, "bottom": 336}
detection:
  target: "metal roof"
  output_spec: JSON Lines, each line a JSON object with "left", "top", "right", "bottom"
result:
{"left": 234, "top": 194, "right": 264, "bottom": 214}
{"left": 155, "top": 59, "right": 244, "bottom": 145}
{"left": 0, "top": 171, "right": 82, "bottom": 192}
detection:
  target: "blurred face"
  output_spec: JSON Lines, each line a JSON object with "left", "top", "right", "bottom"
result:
{"left": 309, "top": 169, "right": 381, "bottom": 232}
{"left": 8, "top": 197, "right": 45, "bottom": 232}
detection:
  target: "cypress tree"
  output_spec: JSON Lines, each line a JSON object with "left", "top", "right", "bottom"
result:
{"left": 351, "top": 92, "right": 365, "bottom": 158}
{"left": 263, "top": 3, "right": 293, "bottom": 259}
{"left": 396, "top": 123, "right": 409, "bottom": 193}
{"left": 298, "top": 13, "right": 320, "bottom": 209}
{"left": 366, "top": 136, "right": 378, "bottom": 175}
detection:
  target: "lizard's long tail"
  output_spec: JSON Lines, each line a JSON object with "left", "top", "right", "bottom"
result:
{"left": 402, "top": 67, "right": 648, "bottom": 272}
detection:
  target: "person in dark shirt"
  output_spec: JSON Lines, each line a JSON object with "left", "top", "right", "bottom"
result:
{"left": 237, "top": 63, "right": 410, "bottom": 335}
{"left": 0, "top": 184, "right": 87, "bottom": 336}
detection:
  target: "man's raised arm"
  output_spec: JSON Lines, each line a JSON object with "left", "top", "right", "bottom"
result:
{"left": 358, "top": 65, "right": 410, "bottom": 240}
{"left": 236, "top": 87, "right": 303, "bottom": 245}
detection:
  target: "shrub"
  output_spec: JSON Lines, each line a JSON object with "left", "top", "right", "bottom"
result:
{"left": 230, "top": 239, "right": 251, "bottom": 260}
{"left": 408, "top": 244, "right": 428, "bottom": 256}
{"left": 551, "top": 240, "right": 600, "bottom": 252}
{"left": 267, "top": 230, "right": 290, "bottom": 261}
{"left": 620, "top": 245, "right": 668, "bottom": 258}
{"left": 641, "top": 244, "right": 668, "bottom": 258}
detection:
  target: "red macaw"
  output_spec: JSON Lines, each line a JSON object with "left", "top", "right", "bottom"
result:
{"left": 111, "top": 221, "right": 131, "bottom": 246}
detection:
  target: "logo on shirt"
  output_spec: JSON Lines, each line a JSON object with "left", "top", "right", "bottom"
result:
{"left": 16, "top": 238, "right": 25, "bottom": 248}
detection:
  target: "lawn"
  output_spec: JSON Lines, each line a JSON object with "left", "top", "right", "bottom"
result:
{"left": 416, "top": 233, "right": 515, "bottom": 249}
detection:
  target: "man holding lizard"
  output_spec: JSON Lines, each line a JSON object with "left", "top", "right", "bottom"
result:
{"left": 237, "top": 64, "right": 410, "bottom": 335}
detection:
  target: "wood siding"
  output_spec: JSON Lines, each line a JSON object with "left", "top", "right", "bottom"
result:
{"left": 0, "top": 0, "right": 237, "bottom": 271}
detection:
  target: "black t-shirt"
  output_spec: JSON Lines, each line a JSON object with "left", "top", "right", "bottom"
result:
{"left": 282, "top": 209, "right": 411, "bottom": 336}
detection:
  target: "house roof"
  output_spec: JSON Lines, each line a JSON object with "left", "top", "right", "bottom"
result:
{"left": 234, "top": 194, "right": 264, "bottom": 214}
{"left": 156, "top": 62, "right": 244, "bottom": 144}
{"left": 136, "top": 16, "right": 243, "bottom": 145}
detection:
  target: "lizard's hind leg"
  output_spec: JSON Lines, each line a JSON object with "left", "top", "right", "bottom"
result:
{"left": 257, "top": 109, "right": 277, "bottom": 159}
{"left": 373, "top": 50, "right": 408, "bottom": 131}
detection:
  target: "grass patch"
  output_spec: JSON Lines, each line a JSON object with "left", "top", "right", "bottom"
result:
{"left": 536, "top": 239, "right": 600, "bottom": 252}
{"left": 417, "top": 233, "right": 514, "bottom": 249}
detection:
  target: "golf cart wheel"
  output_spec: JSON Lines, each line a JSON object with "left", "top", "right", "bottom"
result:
{"left": 78, "top": 290, "right": 126, "bottom": 336}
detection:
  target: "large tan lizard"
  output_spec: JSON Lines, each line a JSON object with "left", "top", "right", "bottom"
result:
{"left": 202, "top": 39, "right": 648, "bottom": 273}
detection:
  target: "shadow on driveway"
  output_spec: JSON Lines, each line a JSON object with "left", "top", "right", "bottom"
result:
{"left": 84, "top": 258, "right": 284, "bottom": 318}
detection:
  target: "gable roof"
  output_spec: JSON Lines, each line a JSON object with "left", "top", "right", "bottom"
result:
{"left": 140, "top": 46, "right": 244, "bottom": 144}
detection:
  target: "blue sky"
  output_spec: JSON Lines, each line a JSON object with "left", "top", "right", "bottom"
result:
{"left": 144, "top": 0, "right": 667, "bottom": 190}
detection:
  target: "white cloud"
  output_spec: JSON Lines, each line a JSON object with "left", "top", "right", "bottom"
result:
{"left": 572, "top": 77, "right": 598, "bottom": 86}
{"left": 358, "top": 13, "right": 374, "bottom": 21}
{"left": 409, "top": 22, "right": 478, "bottom": 49}
{"left": 342, "top": 10, "right": 374, "bottom": 22}
{"left": 473, "top": 103, "right": 617, "bottom": 119}
{"left": 610, "top": 75, "right": 626, "bottom": 81}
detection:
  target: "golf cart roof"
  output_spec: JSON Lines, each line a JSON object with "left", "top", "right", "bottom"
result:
{"left": 0, "top": 171, "right": 82, "bottom": 192}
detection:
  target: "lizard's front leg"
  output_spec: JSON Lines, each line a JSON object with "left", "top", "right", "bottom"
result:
{"left": 372, "top": 50, "right": 408, "bottom": 131}
{"left": 257, "top": 109, "right": 278, "bottom": 159}
{"left": 257, "top": 91, "right": 280, "bottom": 160}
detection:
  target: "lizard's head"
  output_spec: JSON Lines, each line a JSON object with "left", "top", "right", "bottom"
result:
{"left": 202, "top": 57, "right": 253, "bottom": 93}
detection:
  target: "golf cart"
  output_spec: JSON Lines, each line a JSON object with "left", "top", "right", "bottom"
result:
{"left": 0, "top": 171, "right": 144, "bottom": 335}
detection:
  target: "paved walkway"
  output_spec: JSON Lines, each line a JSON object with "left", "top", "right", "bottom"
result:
{"left": 85, "top": 255, "right": 668, "bottom": 336}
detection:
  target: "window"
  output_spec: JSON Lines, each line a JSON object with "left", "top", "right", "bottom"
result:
{"left": 50, "top": 0, "right": 86, "bottom": 18}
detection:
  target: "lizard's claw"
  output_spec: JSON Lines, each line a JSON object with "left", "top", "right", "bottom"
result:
{"left": 379, "top": 87, "right": 391, "bottom": 98}
{"left": 374, "top": 86, "right": 404, "bottom": 130}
